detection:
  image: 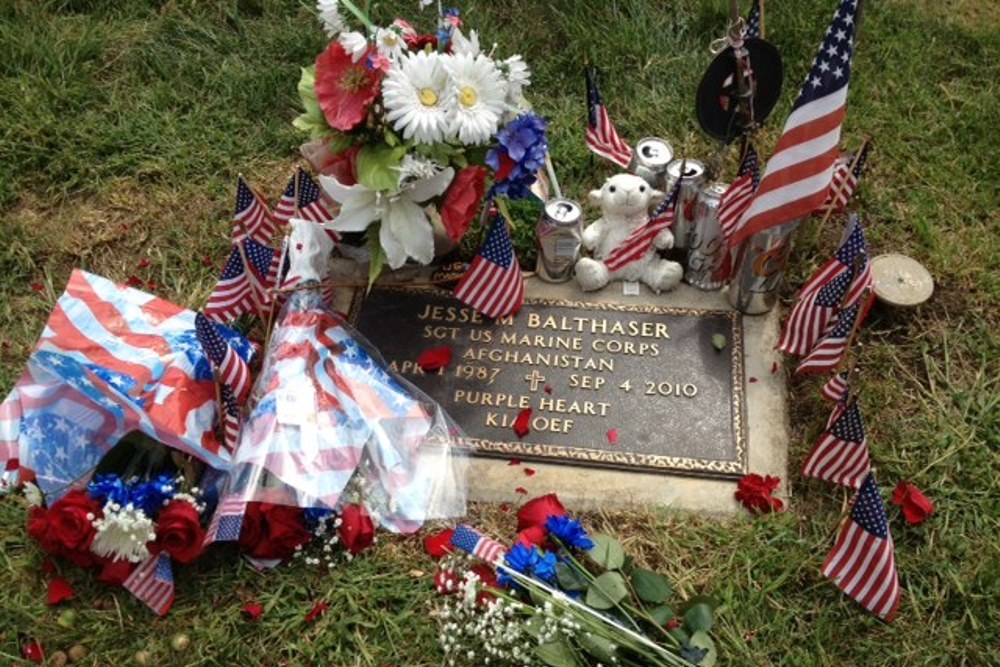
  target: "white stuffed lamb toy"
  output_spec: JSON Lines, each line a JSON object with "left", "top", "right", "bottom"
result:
{"left": 574, "top": 173, "right": 683, "bottom": 294}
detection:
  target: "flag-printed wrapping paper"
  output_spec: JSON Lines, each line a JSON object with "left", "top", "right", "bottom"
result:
{"left": 227, "top": 286, "right": 467, "bottom": 534}
{"left": 0, "top": 271, "right": 255, "bottom": 498}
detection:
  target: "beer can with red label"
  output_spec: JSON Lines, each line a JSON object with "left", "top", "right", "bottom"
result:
{"left": 685, "top": 182, "right": 730, "bottom": 290}
{"left": 727, "top": 219, "right": 800, "bottom": 314}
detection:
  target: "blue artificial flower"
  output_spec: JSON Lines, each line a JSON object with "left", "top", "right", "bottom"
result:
{"left": 486, "top": 114, "right": 549, "bottom": 200}
{"left": 498, "top": 543, "right": 559, "bottom": 588}
{"left": 128, "top": 474, "right": 178, "bottom": 517}
{"left": 303, "top": 507, "right": 334, "bottom": 527}
{"left": 545, "top": 515, "right": 595, "bottom": 551}
{"left": 87, "top": 474, "right": 129, "bottom": 506}
{"left": 532, "top": 548, "right": 558, "bottom": 585}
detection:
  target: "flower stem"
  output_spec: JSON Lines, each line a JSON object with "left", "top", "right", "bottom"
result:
{"left": 340, "top": 0, "right": 374, "bottom": 33}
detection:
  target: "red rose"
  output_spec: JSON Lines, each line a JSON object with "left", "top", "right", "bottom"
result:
{"left": 891, "top": 481, "right": 934, "bottom": 526}
{"left": 516, "top": 525, "right": 546, "bottom": 548}
{"left": 237, "top": 503, "right": 267, "bottom": 556}
{"left": 155, "top": 500, "right": 205, "bottom": 564}
{"left": 338, "top": 504, "right": 375, "bottom": 555}
{"left": 28, "top": 490, "right": 102, "bottom": 566}
{"left": 734, "top": 474, "right": 784, "bottom": 514}
{"left": 423, "top": 528, "right": 455, "bottom": 559}
{"left": 314, "top": 42, "right": 382, "bottom": 132}
{"left": 434, "top": 569, "right": 459, "bottom": 595}
{"left": 96, "top": 557, "right": 136, "bottom": 586}
{"left": 440, "top": 166, "right": 487, "bottom": 243}
{"left": 516, "top": 493, "right": 566, "bottom": 531}
{"left": 470, "top": 563, "right": 500, "bottom": 606}
{"left": 262, "top": 504, "right": 312, "bottom": 559}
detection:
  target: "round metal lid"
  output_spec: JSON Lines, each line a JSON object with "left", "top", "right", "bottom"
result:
{"left": 667, "top": 158, "right": 706, "bottom": 179}
{"left": 703, "top": 181, "right": 730, "bottom": 198}
{"left": 634, "top": 138, "right": 674, "bottom": 167}
{"left": 544, "top": 198, "right": 582, "bottom": 224}
{"left": 870, "top": 253, "right": 934, "bottom": 307}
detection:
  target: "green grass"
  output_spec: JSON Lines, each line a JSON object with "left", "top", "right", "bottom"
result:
{"left": 1, "top": 0, "right": 999, "bottom": 664}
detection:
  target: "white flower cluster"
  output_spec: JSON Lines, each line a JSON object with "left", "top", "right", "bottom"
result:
{"left": 294, "top": 513, "right": 344, "bottom": 568}
{"left": 90, "top": 502, "right": 156, "bottom": 563}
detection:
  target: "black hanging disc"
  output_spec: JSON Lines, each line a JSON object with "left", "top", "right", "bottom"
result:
{"left": 696, "top": 37, "right": 783, "bottom": 143}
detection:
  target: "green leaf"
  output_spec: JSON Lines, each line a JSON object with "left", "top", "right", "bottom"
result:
{"left": 356, "top": 143, "right": 407, "bottom": 192}
{"left": 555, "top": 561, "right": 589, "bottom": 592}
{"left": 587, "top": 533, "right": 625, "bottom": 571}
{"left": 689, "top": 631, "right": 717, "bottom": 667}
{"left": 577, "top": 632, "right": 617, "bottom": 663}
{"left": 631, "top": 568, "right": 672, "bottom": 604}
{"left": 711, "top": 333, "right": 728, "bottom": 351}
{"left": 683, "top": 601, "right": 715, "bottom": 633}
{"left": 523, "top": 614, "right": 545, "bottom": 639}
{"left": 585, "top": 571, "right": 628, "bottom": 609}
{"left": 535, "top": 640, "right": 581, "bottom": 667}
{"left": 648, "top": 604, "right": 675, "bottom": 626}
{"left": 293, "top": 66, "right": 337, "bottom": 141}
{"left": 366, "top": 229, "right": 387, "bottom": 291}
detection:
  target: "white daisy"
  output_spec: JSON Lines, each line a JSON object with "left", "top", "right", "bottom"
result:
{"left": 501, "top": 54, "right": 531, "bottom": 104}
{"left": 316, "top": 0, "right": 345, "bottom": 38}
{"left": 338, "top": 30, "right": 368, "bottom": 63}
{"left": 375, "top": 26, "right": 407, "bottom": 63}
{"left": 444, "top": 53, "right": 508, "bottom": 145}
{"left": 320, "top": 167, "right": 455, "bottom": 268}
{"left": 382, "top": 51, "right": 452, "bottom": 145}
{"left": 449, "top": 28, "right": 481, "bottom": 57}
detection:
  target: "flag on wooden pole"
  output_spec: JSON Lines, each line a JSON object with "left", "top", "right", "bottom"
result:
{"left": 585, "top": 68, "right": 633, "bottom": 169}
{"left": 454, "top": 213, "right": 524, "bottom": 318}
{"left": 802, "top": 397, "right": 870, "bottom": 488}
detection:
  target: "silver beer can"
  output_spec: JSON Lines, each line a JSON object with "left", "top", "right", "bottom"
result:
{"left": 727, "top": 219, "right": 801, "bottom": 314}
{"left": 535, "top": 198, "right": 583, "bottom": 283}
{"left": 665, "top": 158, "right": 707, "bottom": 250}
{"left": 685, "top": 181, "right": 730, "bottom": 290}
{"left": 629, "top": 137, "right": 674, "bottom": 192}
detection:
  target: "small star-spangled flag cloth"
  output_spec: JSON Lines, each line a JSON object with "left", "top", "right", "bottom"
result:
{"left": 585, "top": 68, "right": 633, "bottom": 169}
{"left": 745, "top": 0, "right": 762, "bottom": 38}
{"left": 273, "top": 169, "right": 341, "bottom": 242}
{"left": 203, "top": 493, "right": 248, "bottom": 546}
{"left": 820, "top": 141, "right": 871, "bottom": 213}
{"left": 603, "top": 174, "right": 683, "bottom": 272}
{"left": 822, "top": 473, "right": 901, "bottom": 622}
{"left": 797, "top": 301, "right": 864, "bottom": 375}
{"left": 802, "top": 397, "right": 870, "bottom": 488}
{"left": 777, "top": 214, "right": 869, "bottom": 357}
{"left": 233, "top": 177, "right": 277, "bottom": 246}
{"left": 204, "top": 238, "right": 281, "bottom": 323}
{"left": 124, "top": 552, "right": 175, "bottom": 616}
{"left": 720, "top": 145, "right": 761, "bottom": 242}
{"left": 195, "top": 313, "right": 252, "bottom": 404}
{"left": 454, "top": 213, "right": 524, "bottom": 319}
{"left": 730, "top": 0, "right": 860, "bottom": 247}
{"left": 450, "top": 524, "right": 507, "bottom": 564}
{"left": 821, "top": 369, "right": 851, "bottom": 403}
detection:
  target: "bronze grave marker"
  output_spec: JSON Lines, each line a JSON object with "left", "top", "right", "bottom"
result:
{"left": 350, "top": 287, "right": 747, "bottom": 478}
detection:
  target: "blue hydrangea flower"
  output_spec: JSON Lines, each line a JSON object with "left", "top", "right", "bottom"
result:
{"left": 87, "top": 474, "right": 129, "bottom": 506}
{"left": 486, "top": 114, "right": 549, "bottom": 200}
{"left": 545, "top": 515, "right": 595, "bottom": 551}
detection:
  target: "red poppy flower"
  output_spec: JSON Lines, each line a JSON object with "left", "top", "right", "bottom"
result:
{"left": 125, "top": 275, "right": 143, "bottom": 289}
{"left": 46, "top": 577, "right": 74, "bottom": 605}
{"left": 417, "top": 346, "right": 453, "bottom": 372}
{"left": 423, "top": 528, "right": 454, "bottom": 558}
{"left": 734, "top": 474, "right": 784, "bottom": 514}
{"left": 513, "top": 408, "right": 532, "bottom": 438}
{"left": 314, "top": 42, "right": 382, "bottom": 132}
{"left": 891, "top": 481, "right": 935, "bottom": 526}
{"left": 440, "top": 166, "right": 487, "bottom": 242}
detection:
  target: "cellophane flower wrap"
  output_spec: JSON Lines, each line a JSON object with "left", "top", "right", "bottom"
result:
{"left": 296, "top": 1, "right": 540, "bottom": 276}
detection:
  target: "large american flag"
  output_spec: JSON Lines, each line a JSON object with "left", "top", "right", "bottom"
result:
{"left": 777, "top": 215, "right": 869, "bottom": 356}
{"left": 802, "top": 397, "right": 870, "bottom": 488}
{"left": 204, "top": 239, "right": 280, "bottom": 323}
{"left": 233, "top": 177, "right": 276, "bottom": 245}
{"left": 454, "top": 214, "right": 524, "bottom": 319}
{"left": 820, "top": 141, "right": 871, "bottom": 213}
{"left": 273, "top": 169, "right": 341, "bottom": 243}
{"left": 1, "top": 271, "right": 240, "bottom": 497}
{"left": 451, "top": 524, "right": 507, "bottom": 564}
{"left": 719, "top": 145, "right": 761, "bottom": 241}
{"left": 124, "top": 552, "right": 175, "bottom": 616}
{"left": 585, "top": 68, "right": 633, "bottom": 169}
{"left": 603, "top": 176, "right": 683, "bottom": 272}
{"left": 822, "top": 473, "right": 901, "bottom": 622}
{"left": 730, "top": 0, "right": 860, "bottom": 247}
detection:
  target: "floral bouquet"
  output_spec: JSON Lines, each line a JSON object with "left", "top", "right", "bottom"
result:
{"left": 427, "top": 494, "right": 720, "bottom": 666}
{"left": 296, "top": 1, "right": 546, "bottom": 278}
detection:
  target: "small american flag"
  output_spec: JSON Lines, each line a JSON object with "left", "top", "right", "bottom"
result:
{"left": 802, "top": 397, "right": 870, "bottom": 488}
{"left": 822, "top": 473, "right": 901, "bottom": 622}
{"left": 797, "top": 302, "right": 863, "bottom": 375}
{"left": 777, "top": 215, "right": 868, "bottom": 356}
{"left": 604, "top": 176, "right": 683, "bottom": 272}
{"left": 204, "top": 239, "right": 279, "bottom": 322}
{"left": 821, "top": 369, "right": 851, "bottom": 403}
{"left": 243, "top": 238, "right": 280, "bottom": 310}
{"left": 730, "top": 0, "right": 860, "bottom": 246}
{"left": 203, "top": 493, "right": 247, "bottom": 545}
{"left": 233, "top": 177, "right": 276, "bottom": 246}
{"left": 820, "top": 142, "right": 871, "bottom": 213}
{"left": 124, "top": 552, "right": 175, "bottom": 616}
{"left": 745, "top": 0, "right": 761, "bottom": 38}
{"left": 274, "top": 169, "right": 341, "bottom": 241}
{"left": 585, "top": 68, "right": 633, "bottom": 169}
{"left": 195, "top": 314, "right": 251, "bottom": 403}
{"left": 719, "top": 145, "right": 761, "bottom": 241}
{"left": 451, "top": 524, "right": 507, "bottom": 564}
{"left": 454, "top": 213, "right": 524, "bottom": 319}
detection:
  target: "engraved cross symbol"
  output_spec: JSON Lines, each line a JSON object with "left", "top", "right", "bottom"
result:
{"left": 524, "top": 370, "right": 546, "bottom": 392}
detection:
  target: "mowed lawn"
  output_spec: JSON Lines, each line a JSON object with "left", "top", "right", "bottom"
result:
{"left": 1, "top": 1, "right": 998, "bottom": 665}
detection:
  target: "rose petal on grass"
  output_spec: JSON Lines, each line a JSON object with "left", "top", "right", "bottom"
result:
{"left": 417, "top": 346, "right": 453, "bottom": 372}
{"left": 21, "top": 640, "right": 44, "bottom": 664}
{"left": 30, "top": 282, "right": 44, "bottom": 293}
{"left": 125, "top": 275, "right": 143, "bottom": 288}
{"left": 513, "top": 408, "right": 532, "bottom": 438}
{"left": 241, "top": 603, "right": 264, "bottom": 621}
{"left": 423, "top": 528, "right": 455, "bottom": 558}
{"left": 137, "top": 258, "right": 151, "bottom": 269}
{"left": 46, "top": 577, "right": 74, "bottom": 605}
{"left": 304, "top": 601, "right": 329, "bottom": 623}
{"left": 201, "top": 256, "right": 214, "bottom": 267}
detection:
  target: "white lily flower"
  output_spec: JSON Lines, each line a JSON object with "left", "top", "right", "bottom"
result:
{"left": 320, "top": 166, "right": 455, "bottom": 268}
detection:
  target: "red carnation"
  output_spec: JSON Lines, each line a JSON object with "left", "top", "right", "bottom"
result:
{"left": 154, "top": 500, "right": 205, "bottom": 564}
{"left": 891, "top": 481, "right": 935, "bottom": 526}
{"left": 338, "top": 503, "right": 375, "bottom": 555}
{"left": 314, "top": 42, "right": 382, "bottom": 132}
{"left": 734, "top": 474, "right": 784, "bottom": 514}
{"left": 440, "top": 166, "right": 488, "bottom": 243}
{"left": 516, "top": 493, "right": 566, "bottom": 531}
{"left": 27, "top": 489, "right": 102, "bottom": 567}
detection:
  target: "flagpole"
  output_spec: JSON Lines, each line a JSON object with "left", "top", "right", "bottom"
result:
{"left": 812, "top": 135, "right": 873, "bottom": 245}
{"left": 262, "top": 168, "right": 299, "bottom": 350}
{"left": 758, "top": 0, "right": 766, "bottom": 40}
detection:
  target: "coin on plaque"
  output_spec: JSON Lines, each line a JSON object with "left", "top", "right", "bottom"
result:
{"left": 870, "top": 253, "right": 934, "bottom": 307}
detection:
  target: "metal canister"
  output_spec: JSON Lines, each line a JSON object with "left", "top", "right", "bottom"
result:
{"left": 685, "top": 181, "right": 730, "bottom": 290}
{"left": 727, "top": 219, "right": 801, "bottom": 314}
{"left": 665, "top": 158, "right": 707, "bottom": 250}
{"left": 535, "top": 198, "right": 583, "bottom": 283}
{"left": 629, "top": 137, "right": 674, "bottom": 192}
